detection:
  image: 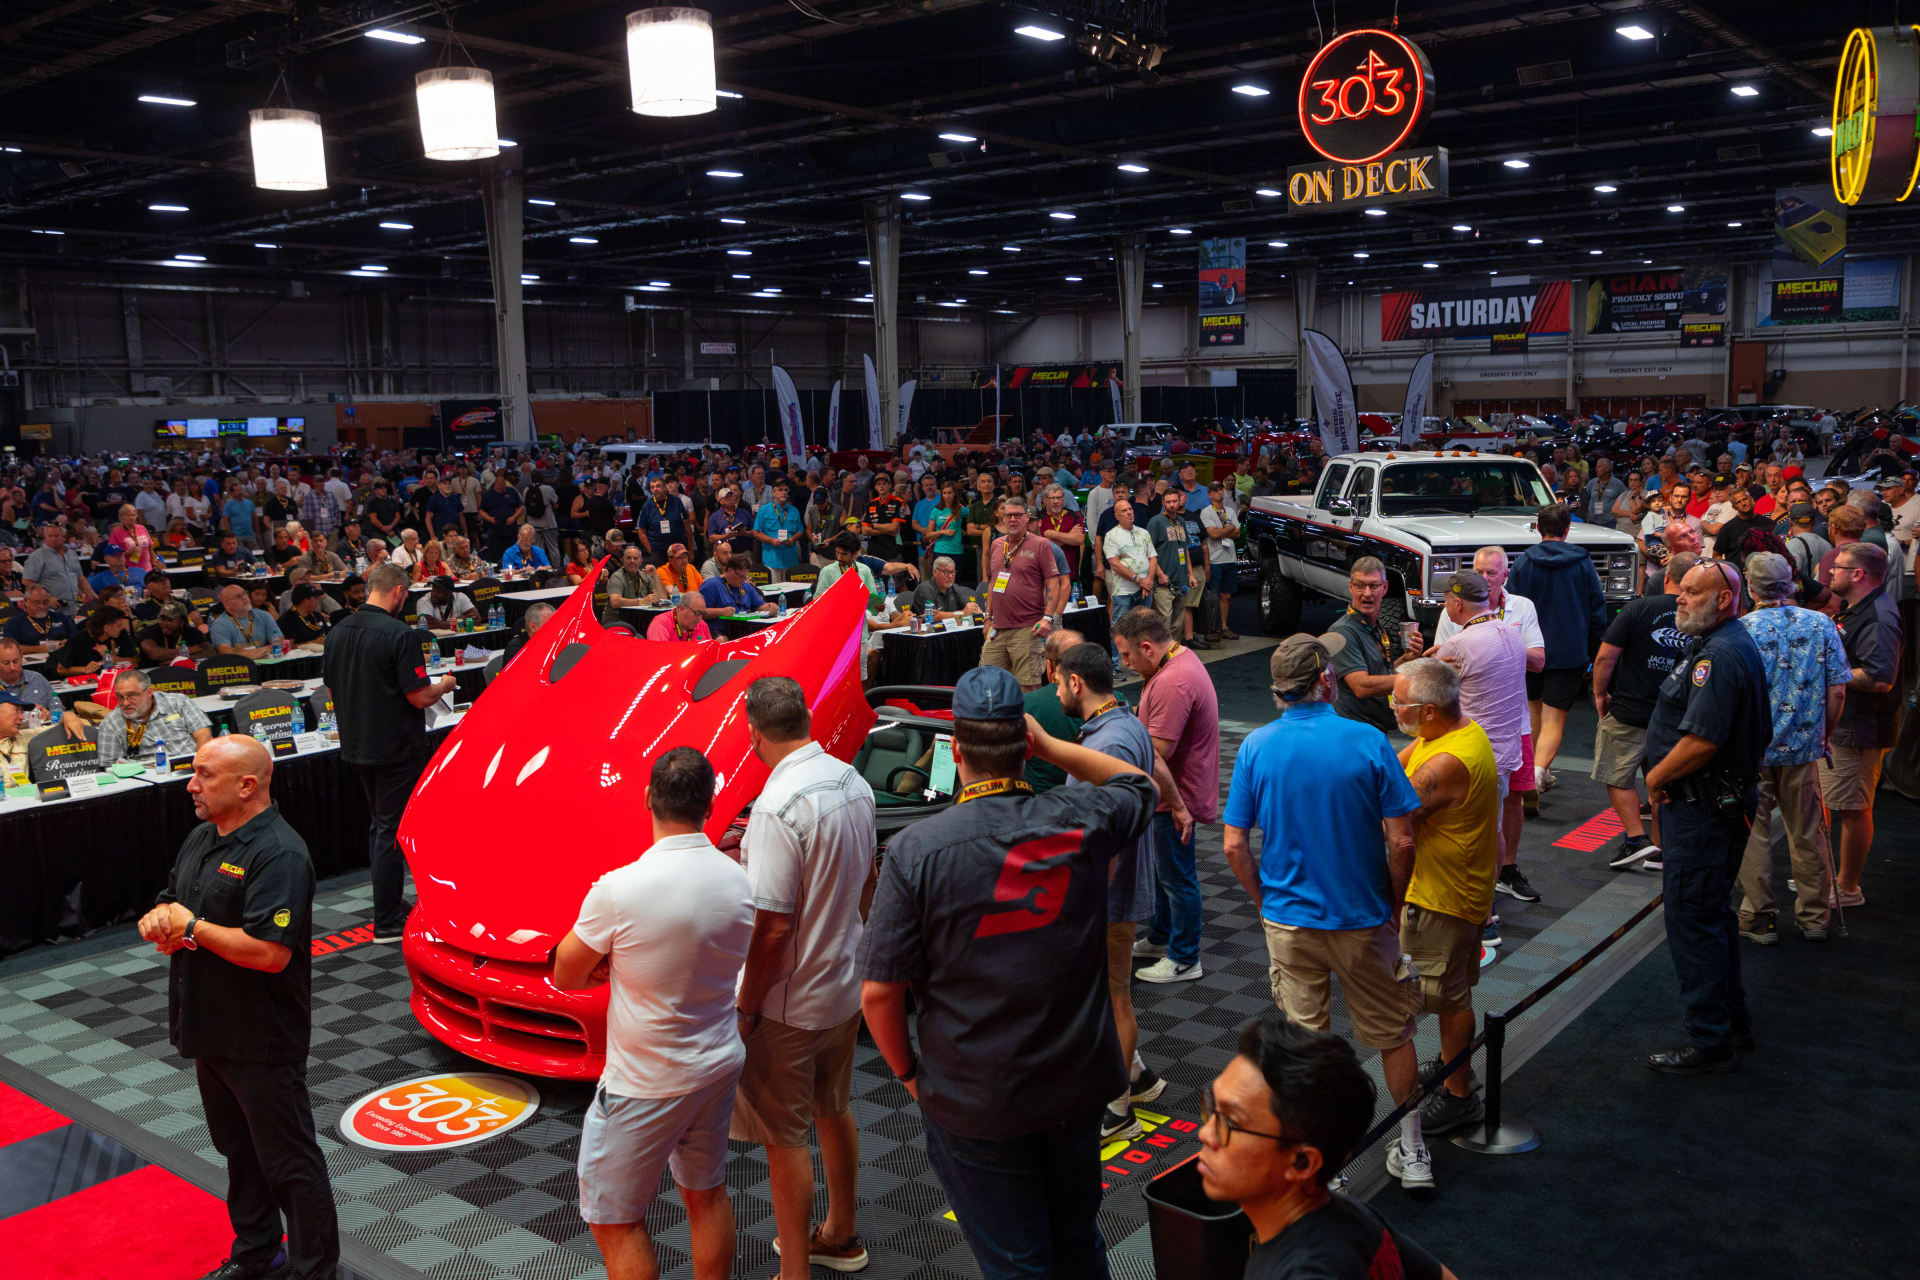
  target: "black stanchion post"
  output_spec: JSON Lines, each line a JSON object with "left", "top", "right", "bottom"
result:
{"left": 1451, "top": 1009, "right": 1539, "bottom": 1155}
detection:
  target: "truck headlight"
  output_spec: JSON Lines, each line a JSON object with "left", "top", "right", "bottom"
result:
{"left": 1605, "top": 552, "right": 1637, "bottom": 594}
{"left": 1427, "top": 555, "right": 1457, "bottom": 595}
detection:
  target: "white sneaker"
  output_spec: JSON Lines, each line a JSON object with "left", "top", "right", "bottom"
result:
{"left": 1534, "top": 765, "right": 1557, "bottom": 793}
{"left": 1385, "top": 1139, "right": 1435, "bottom": 1196}
{"left": 1134, "top": 957, "right": 1203, "bottom": 984}
{"left": 1130, "top": 937, "right": 1166, "bottom": 959}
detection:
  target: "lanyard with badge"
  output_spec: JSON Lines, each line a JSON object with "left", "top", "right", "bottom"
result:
{"left": 992, "top": 533, "right": 1026, "bottom": 595}
{"left": 1077, "top": 699, "right": 1122, "bottom": 740}
{"left": 956, "top": 777, "right": 1034, "bottom": 804}
{"left": 1346, "top": 606, "right": 1390, "bottom": 659}
{"left": 649, "top": 497, "right": 673, "bottom": 537}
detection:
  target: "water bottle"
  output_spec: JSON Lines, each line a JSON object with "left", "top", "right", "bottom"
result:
{"left": 250, "top": 720, "right": 267, "bottom": 745}
{"left": 924, "top": 601, "right": 935, "bottom": 631}
{"left": 320, "top": 704, "right": 335, "bottom": 734}
{"left": 270, "top": 637, "right": 283, "bottom": 659}
{"left": 153, "top": 740, "right": 167, "bottom": 774}
{"left": 1071, "top": 582, "right": 1082, "bottom": 606}
{"left": 493, "top": 601, "right": 505, "bottom": 629}
{"left": 291, "top": 702, "right": 306, "bottom": 735}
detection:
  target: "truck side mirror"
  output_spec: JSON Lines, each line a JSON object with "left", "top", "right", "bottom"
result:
{"left": 1326, "top": 498, "right": 1355, "bottom": 518}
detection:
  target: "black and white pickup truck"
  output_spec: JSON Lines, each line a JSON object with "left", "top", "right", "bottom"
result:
{"left": 1244, "top": 450, "right": 1642, "bottom": 635}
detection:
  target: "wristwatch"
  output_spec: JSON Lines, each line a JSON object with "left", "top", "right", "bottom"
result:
{"left": 896, "top": 1053, "right": 919, "bottom": 1085}
{"left": 182, "top": 915, "right": 201, "bottom": 951}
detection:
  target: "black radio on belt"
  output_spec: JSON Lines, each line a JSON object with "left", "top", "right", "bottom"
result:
{"left": 1678, "top": 770, "right": 1752, "bottom": 817}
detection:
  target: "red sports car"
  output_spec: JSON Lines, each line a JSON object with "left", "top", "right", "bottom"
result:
{"left": 398, "top": 570, "right": 888, "bottom": 1080}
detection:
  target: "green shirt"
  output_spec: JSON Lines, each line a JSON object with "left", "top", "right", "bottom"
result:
{"left": 1022, "top": 684, "right": 1128, "bottom": 791}
{"left": 814, "top": 558, "right": 883, "bottom": 611}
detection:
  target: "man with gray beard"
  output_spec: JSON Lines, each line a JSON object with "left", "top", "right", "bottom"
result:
{"left": 1640, "top": 561, "right": 1771, "bottom": 1075}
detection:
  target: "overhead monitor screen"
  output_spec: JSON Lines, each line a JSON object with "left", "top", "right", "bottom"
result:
{"left": 185, "top": 418, "right": 219, "bottom": 439}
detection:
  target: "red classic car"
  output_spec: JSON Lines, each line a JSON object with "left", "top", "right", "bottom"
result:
{"left": 397, "top": 569, "right": 894, "bottom": 1080}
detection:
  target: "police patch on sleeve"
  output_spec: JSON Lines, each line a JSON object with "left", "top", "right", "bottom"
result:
{"left": 273, "top": 907, "right": 291, "bottom": 928}
{"left": 1690, "top": 658, "right": 1711, "bottom": 687}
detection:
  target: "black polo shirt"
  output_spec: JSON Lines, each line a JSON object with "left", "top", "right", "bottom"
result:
{"left": 858, "top": 772, "right": 1154, "bottom": 1139}
{"left": 279, "top": 607, "right": 331, "bottom": 645}
{"left": 207, "top": 546, "right": 254, "bottom": 576}
{"left": 1644, "top": 616, "right": 1770, "bottom": 785}
{"left": 1599, "top": 594, "right": 1687, "bottom": 727}
{"left": 479, "top": 484, "right": 522, "bottom": 530}
{"left": 160, "top": 805, "right": 314, "bottom": 1062}
{"left": 1834, "top": 586, "right": 1902, "bottom": 749}
{"left": 1330, "top": 608, "right": 1397, "bottom": 736}
{"left": 138, "top": 620, "right": 209, "bottom": 656}
{"left": 322, "top": 602, "right": 431, "bottom": 765}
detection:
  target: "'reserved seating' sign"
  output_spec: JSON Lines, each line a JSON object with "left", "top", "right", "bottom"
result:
{"left": 29, "top": 733, "right": 98, "bottom": 784}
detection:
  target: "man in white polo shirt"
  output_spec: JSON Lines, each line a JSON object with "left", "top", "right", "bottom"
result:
{"left": 553, "top": 747, "right": 754, "bottom": 1280}
{"left": 732, "top": 677, "right": 879, "bottom": 1277}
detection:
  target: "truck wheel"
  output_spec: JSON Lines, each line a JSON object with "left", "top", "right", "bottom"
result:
{"left": 1259, "top": 558, "right": 1302, "bottom": 635}
{"left": 1379, "top": 592, "right": 1409, "bottom": 642}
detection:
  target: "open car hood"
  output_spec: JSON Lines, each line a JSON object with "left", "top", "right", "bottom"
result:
{"left": 398, "top": 569, "right": 875, "bottom": 963}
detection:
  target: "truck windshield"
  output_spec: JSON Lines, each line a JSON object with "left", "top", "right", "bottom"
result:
{"left": 1379, "top": 461, "right": 1553, "bottom": 516}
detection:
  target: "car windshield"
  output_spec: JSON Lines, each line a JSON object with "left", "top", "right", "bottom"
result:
{"left": 1378, "top": 461, "right": 1553, "bottom": 516}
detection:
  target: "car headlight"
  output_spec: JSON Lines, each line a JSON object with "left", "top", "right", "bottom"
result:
{"left": 1426, "top": 555, "right": 1458, "bottom": 594}
{"left": 1605, "top": 552, "right": 1637, "bottom": 594}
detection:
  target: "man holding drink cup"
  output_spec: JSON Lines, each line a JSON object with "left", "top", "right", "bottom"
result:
{"left": 1329, "top": 557, "right": 1426, "bottom": 737}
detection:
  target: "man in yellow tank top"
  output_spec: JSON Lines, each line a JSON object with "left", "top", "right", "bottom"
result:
{"left": 1393, "top": 658, "right": 1500, "bottom": 1142}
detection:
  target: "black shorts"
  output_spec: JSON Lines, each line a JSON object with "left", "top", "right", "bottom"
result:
{"left": 1529, "top": 667, "right": 1585, "bottom": 711}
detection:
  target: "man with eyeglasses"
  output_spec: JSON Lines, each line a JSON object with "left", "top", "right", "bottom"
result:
{"left": 1641, "top": 560, "right": 1771, "bottom": 1075}
{"left": 1821, "top": 540, "right": 1901, "bottom": 909}
{"left": 1197, "top": 1018, "right": 1453, "bottom": 1280}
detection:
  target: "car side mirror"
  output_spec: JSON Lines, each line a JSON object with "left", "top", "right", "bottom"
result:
{"left": 1326, "top": 498, "right": 1356, "bottom": 518}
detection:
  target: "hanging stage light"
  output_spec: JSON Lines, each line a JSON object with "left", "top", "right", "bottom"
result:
{"left": 627, "top": 8, "right": 716, "bottom": 117}
{"left": 249, "top": 108, "right": 328, "bottom": 191}
{"left": 415, "top": 66, "right": 500, "bottom": 161}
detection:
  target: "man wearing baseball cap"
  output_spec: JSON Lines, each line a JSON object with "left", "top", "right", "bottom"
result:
{"left": 1222, "top": 632, "right": 1428, "bottom": 1192}
{"left": 860, "top": 665, "right": 1157, "bottom": 1277}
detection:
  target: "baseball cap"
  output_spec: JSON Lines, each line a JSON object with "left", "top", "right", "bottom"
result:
{"left": 953, "top": 665, "right": 1025, "bottom": 722}
{"left": 1744, "top": 551, "right": 1795, "bottom": 600}
{"left": 1270, "top": 630, "right": 1346, "bottom": 697}
{"left": 667, "top": 542, "right": 688, "bottom": 558}
{"left": 0, "top": 689, "right": 33, "bottom": 711}
{"left": 290, "top": 584, "right": 323, "bottom": 605}
{"left": 432, "top": 575, "right": 455, "bottom": 591}
{"left": 1788, "top": 500, "right": 1816, "bottom": 523}
{"left": 1711, "top": 474, "right": 1733, "bottom": 488}
{"left": 1447, "top": 568, "right": 1491, "bottom": 602}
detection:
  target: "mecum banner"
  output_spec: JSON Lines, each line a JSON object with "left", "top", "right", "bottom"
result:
{"left": 1300, "top": 329, "right": 1357, "bottom": 456}
{"left": 1401, "top": 351, "right": 1435, "bottom": 446}
{"left": 771, "top": 365, "right": 805, "bottom": 459}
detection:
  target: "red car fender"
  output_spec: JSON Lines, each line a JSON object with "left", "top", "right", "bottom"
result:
{"left": 396, "top": 566, "right": 875, "bottom": 967}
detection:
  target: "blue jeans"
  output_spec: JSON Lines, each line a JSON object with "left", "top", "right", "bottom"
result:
{"left": 1108, "top": 590, "right": 1140, "bottom": 663}
{"left": 921, "top": 1108, "right": 1110, "bottom": 1280}
{"left": 1147, "top": 813, "right": 1202, "bottom": 967}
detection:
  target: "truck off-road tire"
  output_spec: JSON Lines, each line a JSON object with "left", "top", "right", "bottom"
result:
{"left": 1259, "top": 556, "right": 1303, "bottom": 635}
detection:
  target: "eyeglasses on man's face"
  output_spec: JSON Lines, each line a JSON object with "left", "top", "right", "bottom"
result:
{"left": 1199, "top": 1087, "right": 1290, "bottom": 1149}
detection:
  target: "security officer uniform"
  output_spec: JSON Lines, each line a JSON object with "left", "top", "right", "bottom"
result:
{"left": 1643, "top": 613, "right": 1771, "bottom": 1071}
{"left": 161, "top": 804, "right": 337, "bottom": 1280}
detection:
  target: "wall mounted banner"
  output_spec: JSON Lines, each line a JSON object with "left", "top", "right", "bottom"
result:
{"left": 1300, "top": 329, "right": 1357, "bottom": 456}
{"left": 827, "top": 379, "right": 841, "bottom": 452}
{"left": 1775, "top": 186, "right": 1847, "bottom": 271}
{"left": 1831, "top": 27, "right": 1920, "bottom": 206}
{"left": 1584, "top": 268, "right": 1729, "bottom": 333}
{"left": 862, "top": 354, "right": 882, "bottom": 448}
{"left": 1490, "top": 331, "right": 1528, "bottom": 354}
{"left": 1401, "top": 351, "right": 1435, "bottom": 445}
{"left": 439, "top": 399, "right": 503, "bottom": 442}
{"left": 1681, "top": 321, "right": 1726, "bottom": 347}
{"left": 1756, "top": 256, "right": 1901, "bottom": 325}
{"left": 771, "top": 365, "right": 806, "bottom": 459}
{"left": 1287, "top": 146, "right": 1448, "bottom": 213}
{"left": 1381, "top": 280, "right": 1570, "bottom": 341}
{"left": 1198, "top": 237, "right": 1246, "bottom": 347}
{"left": 972, "top": 363, "right": 1125, "bottom": 389}
{"left": 895, "top": 379, "right": 917, "bottom": 438}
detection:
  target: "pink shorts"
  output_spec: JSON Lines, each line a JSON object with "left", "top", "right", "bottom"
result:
{"left": 1509, "top": 733, "right": 1536, "bottom": 794}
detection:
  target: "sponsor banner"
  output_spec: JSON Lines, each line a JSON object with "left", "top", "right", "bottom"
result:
{"left": 1681, "top": 321, "right": 1726, "bottom": 348}
{"left": 1584, "top": 268, "right": 1729, "bottom": 334}
{"left": 1287, "top": 145, "right": 1447, "bottom": 213}
{"left": 896, "top": 379, "right": 917, "bottom": 437}
{"left": 827, "top": 379, "right": 841, "bottom": 452}
{"left": 1198, "top": 237, "right": 1245, "bottom": 347}
{"left": 1381, "top": 279, "right": 1570, "bottom": 341}
{"left": 1490, "top": 330, "right": 1529, "bottom": 354}
{"left": 339, "top": 1073, "right": 540, "bottom": 1152}
{"left": 440, "top": 398, "right": 503, "bottom": 441}
{"left": 1774, "top": 186, "right": 1846, "bottom": 272}
{"left": 1401, "top": 351, "right": 1435, "bottom": 446}
{"left": 862, "top": 354, "right": 882, "bottom": 448}
{"left": 1300, "top": 329, "right": 1357, "bottom": 455}
{"left": 1756, "top": 256, "right": 1901, "bottom": 325}
{"left": 771, "top": 365, "right": 806, "bottom": 458}
{"left": 972, "top": 363, "right": 1125, "bottom": 390}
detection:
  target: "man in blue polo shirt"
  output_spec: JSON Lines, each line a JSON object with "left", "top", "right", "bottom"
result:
{"left": 697, "top": 559, "right": 777, "bottom": 622}
{"left": 1222, "top": 631, "right": 1430, "bottom": 1193}
{"left": 752, "top": 477, "right": 804, "bottom": 582}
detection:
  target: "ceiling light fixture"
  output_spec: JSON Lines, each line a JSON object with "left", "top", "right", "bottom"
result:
{"left": 254, "top": 242, "right": 277, "bottom": 249}
{"left": 1589, "top": 248, "right": 1603, "bottom": 255}
{"left": 360, "top": 264, "right": 388, "bottom": 272}
{"left": 1231, "top": 84, "right": 1270, "bottom": 97}
{"left": 1169, "top": 227, "right": 1192, "bottom": 235}
{"left": 497, "top": 138, "right": 517, "bottom": 147}
{"left": 706, "top": 168, "right": 743, "bottom": 178}
{"left": 1268, "top": 240, "right": 1288, "bottom": 248}
{"left": 1364, "top": 207, "right": 1387, "bottom": 217}
{"left": 1015, "top": 25, "right": 1067, "bottom": 41}
{"left": 1617, "top": 24, "right": 1655, "bottom": 41}
{"left": 732, "top": 273, "right": 750, "bottom": 279}
{"left": 715, "top": 89, "right": 743, "bottom": 99}
{"left": 1353, "top": 251, "right": 1370, "bottom": 259}
{"left": 248, "top": 108, "right": 327, "bottom": 192}
{"left": 1730, "top": 84, "right": 1758, "bottom": 97}
{"left": 728, "top": 248, "right": 752, "bottom": 256}
{"left": 1727, "top": 220, "right": 1743, "bottom": 227}
{"left": 1452, "top": 223, "right": 1471, "bottom": 231}
{"left": 379, "top": 221, "right": 413, "bottom": 230}
{"left": 1422, "top": 262, "right": 1439, "bottom": 268}
{"left": 858, "top": 258, "right": 871, "bottom": 265}
{"left": 1503, "top": 158, "right": 1531, "bottom": 169}
{"left": 969, "top": 269, "right": 989, "bottom": 275}
{"left": 1117, "top": 163, "right": 1150, "bottom": 173}
{"left": 1666, "top": 204, "right": 1685, "bottom": 212}
{"left": 1049, "top": 210, "right": 1077, "bottom": 220}
{"left": 1150, "top": 282, "right": 1164, "bottom": 289}
{"left": 1002, "top": 245, "right": 1022, "bottom": 252}
{"left": 173, "top": 253, "right": 205, "bottom": 262}
{"left": 148, "top": 203, "right": 189, "bottom": 213}
{"left": 163, "top": 260, "right": 205, "bottom": 269}
{"left": 138, "top": 94, "right": 196, "bottom": 107}
{"left": 30, "top": 229, "right": 62, "bottom": 236}
{"left": 416, "top": 67, "right": 499, "bottom": 161}
{"left": 1812, "top": 125, "right": 1834, "bottom": 137}
{"left": 901, "top": 191, "right": 932, "bottom": 201}
{"left": 527, "top": 198, "right": 556, "bottom": 206}
{"left": 569, "top": 235, "right": 598, "bottom": 244}
{"left": 1594, "top": 183, "right": 1618, "bottom": 193}
{"left": 1064, "top": 275, "right": 1082, "bottom": 281}
{"left": 939, "top": 132, "right": 977, "bottom": 143}
{"left": 1527, "top": 237, "right": 1543, "bottom": 245}
{"left": 1255, "top": 187, "right": 1282, "bottom": 197}
{"left": 521, "top": 274, "right": 539, "bottom": 282}
{"left": 628, "top": 7, "right": 716, "bottom": 117}
{"left": 719, "top": 217, "right": 745, "bottom": 224}
{"left": 365, "top": 28, "right": 425, "bottom": 44}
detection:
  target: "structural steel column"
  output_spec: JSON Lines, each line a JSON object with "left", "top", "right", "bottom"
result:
{"left": 1292, "top": 267, "right": 1319, "bottom": 421}
{"left": 863, "top": 196, "right": 902, "bottom": 443}
{"left": 482, "top": 166, "right": 532, "bottom": 443}
{"left": 1116, "top": 238, "right": 1145, "bottom": 422}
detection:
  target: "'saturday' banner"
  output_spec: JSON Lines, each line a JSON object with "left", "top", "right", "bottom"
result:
{"left": 1380, "top": 279, "right": 1570, "bottom": 341}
